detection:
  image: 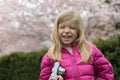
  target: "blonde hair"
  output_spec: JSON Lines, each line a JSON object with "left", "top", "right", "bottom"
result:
{"left": 49, "top": 10, "right": 91, "bottom": 63}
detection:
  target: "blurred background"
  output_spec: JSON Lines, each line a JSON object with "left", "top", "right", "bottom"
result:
{"left": 0, "top": 0, "right": 120, "bottom": 80}
{"left": 0, "top": 0, "right": 119, "bottom": 55}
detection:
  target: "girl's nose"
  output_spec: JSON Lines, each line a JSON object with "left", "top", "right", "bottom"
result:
{"left": 64, "top": 27, "right": 70, "bottom": 33}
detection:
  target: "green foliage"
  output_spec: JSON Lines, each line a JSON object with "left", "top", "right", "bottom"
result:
{"left": 104, "top": 0, "right": 111, "bottom": 4}
{"left": 0, "top": 49, "right": 47, "bottom": 80}
{"left": 115, "top": 22, "right": 120, "bottom": 29}
{"left": 93, "top": 35, "right": 120, "bottom": 80}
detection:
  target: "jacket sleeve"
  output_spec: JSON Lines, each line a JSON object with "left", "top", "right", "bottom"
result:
{"left": 92, "top": 46, "right": 114, "bottom": 80}
{"left": 38, "top": 53, "right": 53, "bottom": 80}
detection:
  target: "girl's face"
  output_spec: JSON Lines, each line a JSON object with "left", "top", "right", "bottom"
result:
{"left": 58, "top": 21, "right": 78, "bottom": 47}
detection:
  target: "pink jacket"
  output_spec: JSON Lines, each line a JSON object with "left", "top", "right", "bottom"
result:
{"left": 39, "top": 44, "right": 114, "bottom": 80}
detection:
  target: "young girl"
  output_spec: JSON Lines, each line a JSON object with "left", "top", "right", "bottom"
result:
{"left": 39, "top": 10, "right": 114, "bottom": 80}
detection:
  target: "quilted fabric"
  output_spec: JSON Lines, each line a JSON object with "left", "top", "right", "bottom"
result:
{"left": 39, "top": 44, "right": 114, "bottom": 80}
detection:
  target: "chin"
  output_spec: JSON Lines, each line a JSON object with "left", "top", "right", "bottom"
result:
{"left": 63, "top": 42, "right": 72, "bottom": 45}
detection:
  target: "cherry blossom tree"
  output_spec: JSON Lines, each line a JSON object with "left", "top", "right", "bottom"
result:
{"left": 0, "top": 0, "right": 119, "bottom": 55}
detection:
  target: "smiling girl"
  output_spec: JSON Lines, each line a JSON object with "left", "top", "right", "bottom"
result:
{"left": 39, "top": 10, "right": 114, "bottom": 80}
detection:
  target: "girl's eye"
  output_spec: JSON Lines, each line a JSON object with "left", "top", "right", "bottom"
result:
{"left": 59, "top": 26, "right": 65, "bottom": 29}
{"left": 70, "top": 26, "right": 76, "bottom": 29}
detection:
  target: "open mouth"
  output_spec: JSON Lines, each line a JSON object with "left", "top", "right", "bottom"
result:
{"left": 62, "top": 35, "right": 72, "bottom": 40}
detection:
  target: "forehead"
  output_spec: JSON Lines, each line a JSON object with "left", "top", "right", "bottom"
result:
{"left": 59, "top": 18, "right": 78, "bottom": 26}
{"left": 60, "top": 20, "right": 74, "bottom": 26}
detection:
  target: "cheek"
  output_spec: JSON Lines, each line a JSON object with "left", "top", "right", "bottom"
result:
{"left": 73, "top": 31, "right": 78, "bottom": 40}
{"left": 58, "top": 29, "right": 61, "bottom": 34}
{"left": 58, "top": 30, "right": 62, "bottom": 37}
{"left": 73, "top": 31, "right": 78, "bottom": 36}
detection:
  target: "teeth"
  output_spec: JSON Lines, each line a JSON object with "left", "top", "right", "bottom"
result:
{"left": 63, "top": 36, "right": 71, "bottom": 38}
